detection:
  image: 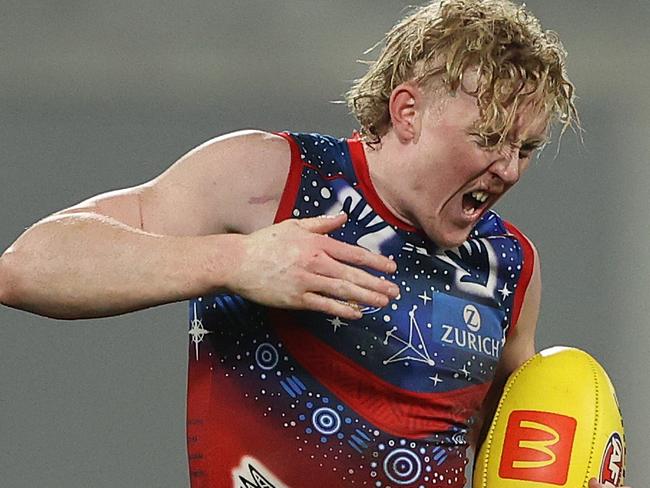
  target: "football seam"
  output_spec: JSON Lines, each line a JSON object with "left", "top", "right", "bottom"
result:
{"left": 584, "top": 355, "right": 600, "bottom": 488}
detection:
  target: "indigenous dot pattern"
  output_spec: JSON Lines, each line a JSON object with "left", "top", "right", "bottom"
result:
{"left": 186, "top": 133, "right": 531, "bottom": 488}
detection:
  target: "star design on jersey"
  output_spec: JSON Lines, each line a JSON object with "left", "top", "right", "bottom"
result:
{"left": 383, "top": 305, "right": 435, "bottom": 367}
{"left": 188, "top": 301, "right": 212, "bottom": 361}
{"left": 418, "top": 291, "right": 432, "bottom": 305}
{"left": 327, "top": 316, "right": 348, "bottom": 333}
{"left": 498, "top": 283, "right": 512, "bottom": 301}
{"left": 459, "top": 365, "right": 471, "bottom": 379}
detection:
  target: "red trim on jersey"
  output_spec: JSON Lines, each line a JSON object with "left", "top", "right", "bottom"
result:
{"left": 503, "top": 221, "right": 535, "bottom": 334}
{"left": 273, "top": 132, "right": 304, "bottom": 223}
{"left": 348, "top": 139, "right": 419, "bottom": 232}
{"left": 270, "top": 310, "right": 490, "bottom": 438}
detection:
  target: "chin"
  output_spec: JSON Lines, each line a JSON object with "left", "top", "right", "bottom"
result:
{"left": 424, "top": 226, "right": 471, "bottom": 250}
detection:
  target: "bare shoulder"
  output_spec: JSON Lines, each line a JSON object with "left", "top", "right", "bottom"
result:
{"left": 53, "top": 130, "right": 291, "bottom": 238}
{"left": 141, "top": 129, "right": 292, "bottom": 235}
{"left": 144, "top": 129, "right": 292, "bottom": 234}
{"left": 499, "top": 238, "right": 541, "bottom": 375}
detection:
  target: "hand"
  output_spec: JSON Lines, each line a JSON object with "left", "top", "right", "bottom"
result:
{"left": 588, "top": 478, "right": 631, "bottom": 488}
{"left": 230, "top": 213, "right": 399, "bottom": 319}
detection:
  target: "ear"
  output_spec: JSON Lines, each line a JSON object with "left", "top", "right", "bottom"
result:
{"left": 388, "top": 82, "right": 423, "bottom": 144}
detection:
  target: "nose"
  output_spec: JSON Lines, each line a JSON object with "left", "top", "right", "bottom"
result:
{"left": 489, "top": 147, "right": 521, "bottom": 185}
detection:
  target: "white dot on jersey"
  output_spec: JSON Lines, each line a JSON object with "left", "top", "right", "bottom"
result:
{"left": 293, "top": 209, "right": 300, "bottom": 216}
{"left": 383, "top": 315, "right": 391, "bottom": 322}
{"left": 320, "top": 187, "right": 332, "bottom": 199}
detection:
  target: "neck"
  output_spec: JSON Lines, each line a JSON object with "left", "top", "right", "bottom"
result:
{"left": 362, "top": 132, "right": 418, "bottom": 228}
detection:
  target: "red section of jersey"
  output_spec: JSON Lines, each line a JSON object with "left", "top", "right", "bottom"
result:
{"left": 503, "top": 221, "right": 535, "bottom": 332}
{"left": 274, "top": 132, "right": 305, "bottom": 223}
{"left": 187, "top": 341, "right": 367, "bottom": 488}
{"left": 499, "top": 410, "right": 577, "bottom": 485}
{"left": 348, "top": 138, "right": 420, "bottom": 232}
{"left": 271, "top": 310, "right": 490, "bottom": 438}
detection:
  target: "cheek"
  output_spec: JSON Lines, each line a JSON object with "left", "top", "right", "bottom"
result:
{"left": 447, "top": 145, "right": 490, "bottom": 179}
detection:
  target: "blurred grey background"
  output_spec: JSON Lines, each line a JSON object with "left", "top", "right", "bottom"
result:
{"left": 1, "top": 1, "right": 648, "bottom": 486}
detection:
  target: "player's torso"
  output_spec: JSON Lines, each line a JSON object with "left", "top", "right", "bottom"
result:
{"left": 186, "top": 133, "right": 530, "bottom": 488}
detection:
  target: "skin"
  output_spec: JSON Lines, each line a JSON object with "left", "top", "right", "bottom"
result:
{"left": 365, "top": 80, "right": 548, "bottom": 249}
{"left": 0, "top": 80, "right": 629, "bottom": 487}
{"left": 0, "top": 132, "right": 398, "bottom": 320}
{"left": 367, "top": 83, "right": 630, "bottom": 488}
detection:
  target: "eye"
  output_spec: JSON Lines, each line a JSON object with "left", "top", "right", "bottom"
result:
{"left": 518, "top": 147, "right": 533, "bottom": 159}
{"left": 518, "top": 143, "right": 542, "bottom": 159}
{"left": 470, "top": 132, "right": 501, "bottom": 149}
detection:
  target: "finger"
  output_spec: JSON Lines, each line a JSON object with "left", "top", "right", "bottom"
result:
{"left": 307, "top": 274, "right": 390, "bottom": 309}
{"left": 302, "top": 292, "right": 363, "bottom": 320}
{"left": 312, "top": 255, "right": 399, "bottom": 298}
{"left": 294, "top": 213, "right": 347, "bottom": 234}
{"left": 325, "top": 238, "right": 397, "bottom": 274}
{"left": 587, "top": 479, "right": 600, "bottom": 488}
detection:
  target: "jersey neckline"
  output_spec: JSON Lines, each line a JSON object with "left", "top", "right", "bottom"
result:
{"left": 347, "top": 138, "right": 420, "bottom": 233}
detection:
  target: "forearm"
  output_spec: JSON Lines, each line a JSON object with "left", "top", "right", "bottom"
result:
{"left": 0, "top": 212, "right": 243, "bottom": 319}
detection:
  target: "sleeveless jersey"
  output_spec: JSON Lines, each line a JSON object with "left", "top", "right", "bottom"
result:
{"left": 186, "top": 132, "right": 535, "bottom": 488}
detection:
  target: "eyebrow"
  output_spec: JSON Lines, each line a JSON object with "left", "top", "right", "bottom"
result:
{"left": 519, "top": 137, "right": 548, "bottom": 148}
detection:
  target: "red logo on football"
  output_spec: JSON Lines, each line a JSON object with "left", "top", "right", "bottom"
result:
{"left": 599, "top": 432, "right": 624, "bottom": 486}
{"left": 499, "top": 410, "right": 577, "bottom": 485}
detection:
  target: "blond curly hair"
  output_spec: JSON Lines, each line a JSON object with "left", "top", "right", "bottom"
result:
{"left": 346, "top": 0, "right": 577, "bottom": 145}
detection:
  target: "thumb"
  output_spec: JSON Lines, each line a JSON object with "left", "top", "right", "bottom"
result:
{"left": 295, "top": 212, "right": 348, "bottom": 234}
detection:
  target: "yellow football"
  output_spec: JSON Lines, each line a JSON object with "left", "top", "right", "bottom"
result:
{"left": 473, "top": 346, "right": 626, "bottom": 487}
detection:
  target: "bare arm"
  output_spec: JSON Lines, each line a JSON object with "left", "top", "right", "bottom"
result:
{"left": 0, "top": 130, "right": 281, "bottom": 318}
{"left": 469, "top": 251, "right": 633, "bottom": 488}
{"left": 472, "top": 243, "right": 541, "bottom": 448}
{"left": 0, "top": 213, "right": 245, "bottom": 319}
{"left": 0, "top": 130, "right": 398, "bottom": 319}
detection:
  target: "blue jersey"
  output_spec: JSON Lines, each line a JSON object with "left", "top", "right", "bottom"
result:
{"left": 186, "top": 132, "right": 535, "bottom": 488}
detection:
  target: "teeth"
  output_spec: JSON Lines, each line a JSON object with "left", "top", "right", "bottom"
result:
{"left": 471, "top": 191, "right": 489, "bottom": 203}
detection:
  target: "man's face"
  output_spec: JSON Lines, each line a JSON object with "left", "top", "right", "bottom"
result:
{"left": 397, "top": 87, "right": 548, "bottom": 249}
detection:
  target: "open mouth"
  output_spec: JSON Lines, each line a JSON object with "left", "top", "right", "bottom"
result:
{"left": 462, "top": 190, "right": 490, "bottom": 216}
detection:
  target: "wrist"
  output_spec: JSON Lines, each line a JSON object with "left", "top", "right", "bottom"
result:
{"left": 199, "top": 233, "right": 247, "bottom": 295}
